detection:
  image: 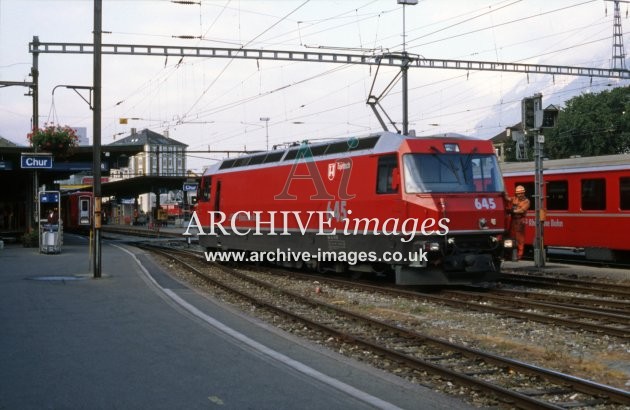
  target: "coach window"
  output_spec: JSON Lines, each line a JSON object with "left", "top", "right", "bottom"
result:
{"left": 620, "top": 177, "right": 630, "bottom": 210}
{"left": 581, "top": 178, "right": 606, "bottom": 210}
{"left": 376, "top": 155, "right": 399, "bottom": 194}
{"left": 546, "top": 180, "right": 568, "bottom": 210}
{"left": 514, "top": 182, "right": 536, "bottom": 210}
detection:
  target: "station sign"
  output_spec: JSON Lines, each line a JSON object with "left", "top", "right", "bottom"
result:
{"left": 21, "top": 154, "right": 53, "bottom": 169}
{"left": 0, "top": 160, "right": 13, "bottom": 170}
{"left": 183, "top": 182, "right": 198, "bottom": 192}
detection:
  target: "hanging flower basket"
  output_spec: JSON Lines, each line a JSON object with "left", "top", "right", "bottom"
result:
{"left": 27, "top": 124, "right": 79, "bottom": 159}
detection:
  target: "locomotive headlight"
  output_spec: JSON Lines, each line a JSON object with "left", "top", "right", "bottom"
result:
{"left": 422, "top": 242, "right": 440, "bottom": 252}
{"left": 478, "top": 218, "right": 488, "bottom": 229}
{"left": 503, "top": 239, "right": 514, "bottom": 248}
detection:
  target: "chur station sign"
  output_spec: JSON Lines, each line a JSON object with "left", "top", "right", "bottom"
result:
{"left": 21, "top": 153, "right": 53, "bottom": 169}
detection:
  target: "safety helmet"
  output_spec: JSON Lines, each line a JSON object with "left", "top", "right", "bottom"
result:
{"left": 515, "top": 185, "right": 526, "bottom": 194}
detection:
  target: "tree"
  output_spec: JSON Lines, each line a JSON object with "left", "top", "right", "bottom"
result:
{"left": 544, "top": 86, "right": 630, "bottom": 159}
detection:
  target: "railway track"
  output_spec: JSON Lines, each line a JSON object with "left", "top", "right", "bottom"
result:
{"left": 301, "top": 275, "right": 630, "bottom": 340}
{"left": 438, "top": 290, "right": 630, "bottom": 339}
{"left": 142, "top": 244, "right": 630, "bottom": 409}
{"left": 499, "top": 272, "right": 630, "bottom": 299}
{"left": 488, "top": 288, "right": 630, "bottom": 315}
{"left": 102, "top": 225, "right": 188, "bottom": 239}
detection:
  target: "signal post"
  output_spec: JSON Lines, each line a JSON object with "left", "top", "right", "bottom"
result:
{"left": 521, "top": 94, "right": 558, "bottom": 269}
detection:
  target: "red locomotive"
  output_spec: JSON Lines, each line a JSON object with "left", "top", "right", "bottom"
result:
{"left": 501, "top": 154, "right": 630, "bottom": 261}
{"left": 192, "top": 131, "right": 512, "bottom": 285}
{"left": 61, "top": 191, "right": 92, "bottom": 232}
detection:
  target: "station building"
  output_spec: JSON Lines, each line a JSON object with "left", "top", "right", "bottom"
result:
{"left": 106, "top": 128, "right": 192, "bottom": 223}
{"left": 0, "top": 128, "right": 195, "bottom": 240}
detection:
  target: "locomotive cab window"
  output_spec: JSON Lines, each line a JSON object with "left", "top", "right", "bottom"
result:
{"left": 620, "top": 177, "right": 630, "bottom": 210}
{"left": 376, "top": 155, "right": 399, "bottom": 194}
{"left": 403, "top": 153, "right": 504, "bottom": 193}
{"left": 199, "top": 177, "right": 211, "bottom": 202}
{"left": 581, "top": 178, "right": 606, "bottom": 210}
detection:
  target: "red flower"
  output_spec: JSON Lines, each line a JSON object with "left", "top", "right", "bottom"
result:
{"left": 27, "top": 123, "right": 79, "bottom": 158}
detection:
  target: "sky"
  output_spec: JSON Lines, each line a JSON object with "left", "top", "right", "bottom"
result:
{"left": 1, "top": 0, "right": 628, "bottom": 172}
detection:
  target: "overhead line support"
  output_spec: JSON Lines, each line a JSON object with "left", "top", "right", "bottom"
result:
{"left": 29, "top": 42, "right": 630, "bottom": 80}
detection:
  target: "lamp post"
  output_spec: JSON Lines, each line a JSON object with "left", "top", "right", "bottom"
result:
{"left": 260, "top": 117, "right": 270, "bottom": 151}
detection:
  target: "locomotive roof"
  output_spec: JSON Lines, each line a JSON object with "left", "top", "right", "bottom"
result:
{"left": 204, "top": 131, "right": 487, "bottom": 176}
{"left": 501, "top": 153, "right": 630, "bottom": 176}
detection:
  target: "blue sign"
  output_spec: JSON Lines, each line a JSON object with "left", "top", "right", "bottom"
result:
{"left": 21, "top": 154, "right": 53, "bottom": 169}
{"left": 183, "top": 183, "right": 198, "bottom": 192}
{"left": 40, "top": 192, "right": 59, "bottom": 203}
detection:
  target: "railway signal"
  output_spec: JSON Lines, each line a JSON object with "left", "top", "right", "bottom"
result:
{"left": 520, "top": 93, "right": 559, "bottom": 269}
{"left": 541, "top": 105, "right": 559, "bottom": 129}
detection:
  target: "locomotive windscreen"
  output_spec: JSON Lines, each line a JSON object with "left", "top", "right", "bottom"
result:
{"left": 403, "top": 153, "right": 504, "bottom": 193}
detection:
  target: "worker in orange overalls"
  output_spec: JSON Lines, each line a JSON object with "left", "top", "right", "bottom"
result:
{"left": 509, "top": 185, "right": 530, "bottom": 260}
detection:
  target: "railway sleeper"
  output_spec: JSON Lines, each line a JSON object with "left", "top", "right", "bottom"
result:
{"left": 461, "top": 368, "right": 497, "bottom": 376}
{"left": 423, "top": 352, "right": 463, "bottom": 362}
{"left": 514, "top": 387, "right": 573, "bottom": 397}
{"left": 554, "top": 399, "right": 607, "bottom": 408}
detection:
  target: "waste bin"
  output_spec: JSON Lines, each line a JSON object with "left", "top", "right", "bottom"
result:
{"left": 40, "top": 229, "right": 61, "bottom": 254}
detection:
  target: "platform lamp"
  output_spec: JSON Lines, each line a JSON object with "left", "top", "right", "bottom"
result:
{"left": 260, "top": 117, "right": 270, "bottom": 151}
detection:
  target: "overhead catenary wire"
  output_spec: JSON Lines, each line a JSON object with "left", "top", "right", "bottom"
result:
{"left": 112, "top": 0, "right": 613, "bottom": 137}
{"left": 180, "top": 0, "right": 311, "bottom": 122}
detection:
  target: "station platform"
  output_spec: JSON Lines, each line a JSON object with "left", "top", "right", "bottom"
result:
{"left": 0, "top": 235, "right": 470, "bottom": 410}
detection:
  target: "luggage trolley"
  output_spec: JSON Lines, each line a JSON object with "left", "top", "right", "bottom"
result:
{"left": 39, "top": 191, "right": 62, "bottom": 254}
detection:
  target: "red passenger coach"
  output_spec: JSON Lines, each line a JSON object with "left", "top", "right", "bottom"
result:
{"left": 194, "top": 132, "right": 511, "bottom": 285}
{"left": 61, "top": 191, "right": 92, "bottom": 232}
{"left": 501, "top": 154, "right": 630, "bottom": 261}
